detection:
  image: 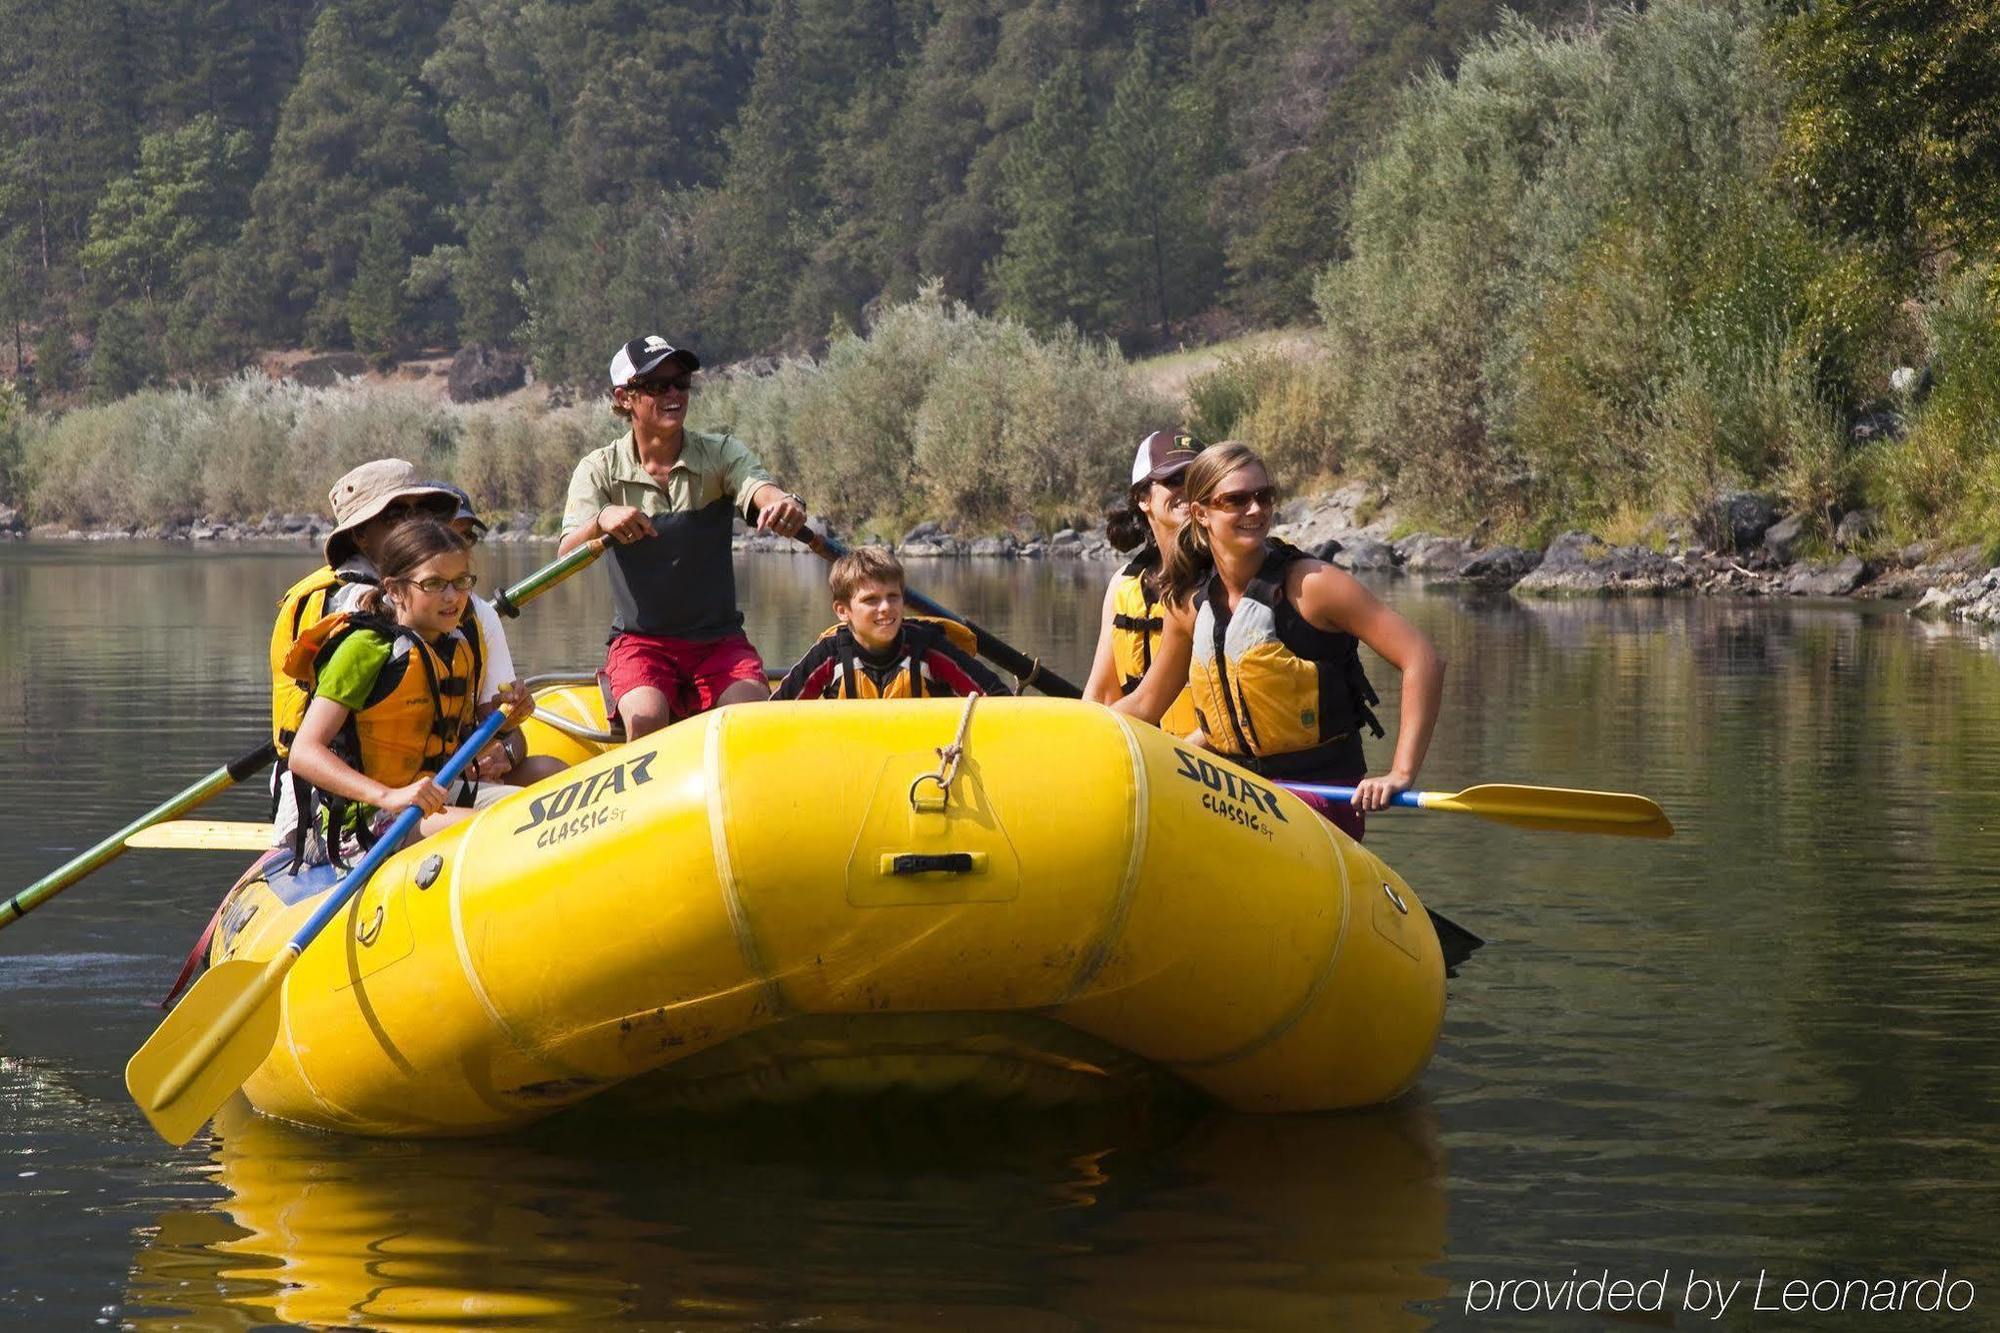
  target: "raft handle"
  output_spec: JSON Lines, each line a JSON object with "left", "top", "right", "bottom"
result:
{"left": 881, "top": 852, "right": 987, "bottom": 877}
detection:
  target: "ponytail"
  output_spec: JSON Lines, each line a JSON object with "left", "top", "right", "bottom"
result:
{"left": 1158, "top": 441, "right": 1262, "bottom": 608}
{"left": 1103, "top": 489, "right": 1151, "bottom": 553}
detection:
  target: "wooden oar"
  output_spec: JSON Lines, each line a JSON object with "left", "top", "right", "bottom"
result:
{"left": 797, "top": 530, "right": 1084, "bottom": 698}
{"left": 2, "top": 741, "right": 277, "bottom": 930}
{"left": 124, "top": 821, "right": 275, "bottom": 852}
{"left": 1281, "top": 781, "right": 1674, "bottom": 839}
{"left": 126, "top": 709, "right": 509, "bottom": 1146}
{"left": 2, "top": 539, "right": 609, "bottom": 933}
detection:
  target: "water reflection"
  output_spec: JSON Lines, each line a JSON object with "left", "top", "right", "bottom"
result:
{"left": 6, "top": 546, "right": 2000, "bottom": 1326}
{"left": 127, "top": 1094, "right": 1448, "bottom": 1330}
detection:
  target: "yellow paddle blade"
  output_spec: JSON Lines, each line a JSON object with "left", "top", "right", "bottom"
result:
{"left": 124, "top": 820, "right": 274, "bottom": 851}
{"left": 1420, "top": 784, "right": 1674, "bottom": 838}
{"left": 125, "top": 955, "right": 289, "bottom": 1145}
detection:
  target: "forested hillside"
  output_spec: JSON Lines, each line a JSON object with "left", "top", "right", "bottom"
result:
{"left": 0, "top": 0, "right": 1583, "bottom": 398}
{"left": 4, "top": 1, "right": 1998, "bottom": 552}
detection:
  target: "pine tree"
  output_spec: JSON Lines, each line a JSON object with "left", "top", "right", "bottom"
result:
{"left": 235, "top": 0, "right": 454, "bottom": 348}
{"left": 990, "top": 56, "right": 1104, "bottom": 333}
{"left": 347, "top": 205, "right": 412, "bottom": 365}
{"left": 1092, "top": 39, "right": 1223, "bottom": 342}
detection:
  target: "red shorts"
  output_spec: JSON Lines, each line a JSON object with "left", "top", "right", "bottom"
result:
{"left": 604, "top": 630, "right": 768, "bottom": 722}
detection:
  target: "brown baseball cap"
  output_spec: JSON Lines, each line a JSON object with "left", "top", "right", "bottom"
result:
{"left": 1130, "top": 430, "right": 1205, "bottom": 487}
{"left": 323, "top": 459, "right": 457, "bottom": 565}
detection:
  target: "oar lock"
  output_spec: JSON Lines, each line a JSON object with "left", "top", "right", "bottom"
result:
{"left": 1381, "top": 882, "right": 1409, "bottom": 916}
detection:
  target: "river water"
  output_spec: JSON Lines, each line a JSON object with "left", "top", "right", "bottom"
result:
{"left": 2, "top": 543, "right": 1997, "bottom": 1329}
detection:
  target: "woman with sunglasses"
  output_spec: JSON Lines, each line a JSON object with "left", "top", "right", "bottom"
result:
{"left": 281, "top": 519, "right": 527, "bottom": 867}
{"left": 1113, "top": 441, "right": 1445, "bottom": 840}
{"left": 1084, "top": 430, "right": 1206, "bottom": 739}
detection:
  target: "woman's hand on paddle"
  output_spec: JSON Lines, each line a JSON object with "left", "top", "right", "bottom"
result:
{"left": 379, "top": 777, "right": 448, "bottom": 818}
{"left": 1350, "top": 770, "right": 1413, "bottom": 811}
{"left": 597, "top": 504, "right": 654, "bottom": 545}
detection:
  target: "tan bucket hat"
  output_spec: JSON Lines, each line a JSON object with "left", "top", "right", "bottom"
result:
{"left": 324, "top": 459, "right": 457, "bottom": 565}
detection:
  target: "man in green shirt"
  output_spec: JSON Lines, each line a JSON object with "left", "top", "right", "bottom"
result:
{"left": 557, "top": 335, "right": 808, "bottom": 739}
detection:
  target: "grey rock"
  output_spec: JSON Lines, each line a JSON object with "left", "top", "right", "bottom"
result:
{"left": 1514, "top": 530, "right": 1692, "bottom": 597}
{"left": 0, "top": 505, "right": 23, "bottom": 533}
{"left": 1449, "top": 544, "right": 1543, "bottom": 588}
{"left": 1761, "top": 515, "right": 1806, "bottom": 565}
{"left": 1783, "top": 555, "right": 1868, "bottom": 598}
{"left": 900, "top": 536, "right": 963, "bottom": 558}
{"left": 1395, "top": 534, "right": 1474, "bottom": 574}
{"left": 901, "top": 520, "right": 941, "bottom": 544}
{"left": 1337, "top": 539, "right": 1398, "bottom": 571}
{"left": 1833, "top": 508, "right": 1878, "bottom": 550}
{"left": 967, "top": 535, "right": 1018, "bottom": 557}
{"left": 1710, "top": 491, "right": 1778, "bottom": 552}
{"left": 1849, "top": 409, "right": 1906, "bottom": 443}
{"left": 28, "top": 523, "right": 72, "bottom": 539}
{"left": 1017, "top": 542, "right": 1047, "bottom": 559}
{"left": 1050, "top": 528, "right": 1081, "bottom": 545}
{"left": 447, "top": 344, "right": 527, "bottom": 403}
{"left": 1309, "top": 537, "right": 1345, "bottom": 564}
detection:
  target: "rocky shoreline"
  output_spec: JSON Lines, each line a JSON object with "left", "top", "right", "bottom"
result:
{"left": 5, "top": 483, "right": 1997, "bottom": 632}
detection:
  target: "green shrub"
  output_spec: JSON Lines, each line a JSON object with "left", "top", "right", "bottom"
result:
{"left": 1184, "top": 349, "right": 1349, "bottom": 489}
{"left": 1867, "top": 270, "right": 2000, "bottom": 544}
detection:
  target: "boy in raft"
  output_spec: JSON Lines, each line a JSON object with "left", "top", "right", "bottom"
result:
{"left": 283, "top": 518, "right": 528, "bottom": 867}
{"left": 1113, "top": 441, "right": 1445, "bottom": 841}
{"left": 1084, "top": 429, "right": 1205, "bottom": 739}
{"left": 556, "top": 335, "right": 809, "bottom": 740}
{"left": 772, "top": 546, "right": 1010, "bottom": 700}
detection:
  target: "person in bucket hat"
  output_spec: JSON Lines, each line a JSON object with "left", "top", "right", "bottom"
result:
{"left": 556, "top": 335, "right": 808, "bottom": 740}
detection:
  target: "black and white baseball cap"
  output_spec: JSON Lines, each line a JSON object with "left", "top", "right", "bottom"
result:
{"left": 609, "top": 335, "right": 701, "bottom": 388}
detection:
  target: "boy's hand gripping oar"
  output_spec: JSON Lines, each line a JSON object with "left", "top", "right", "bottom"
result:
{"left": 796, "top": 529, "right": 1084, "bottom": 699}
{"left": 1282, "top": 781, "right": 1674, "bottom": 839}
{"left": 125, "top": 708, "right": 510, "bottom": 1146}
{"left": 1, "top": 539, "right": 609, "bottom": 933}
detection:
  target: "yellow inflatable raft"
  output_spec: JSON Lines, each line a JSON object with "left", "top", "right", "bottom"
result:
{"left": 209, "top": 697, "right": 1446, "bottom": 1135}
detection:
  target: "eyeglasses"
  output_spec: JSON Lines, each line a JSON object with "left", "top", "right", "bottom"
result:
{"left": 628, "top": 374, "right": 693, "bottom": 397}
{"left": 1205, "top": 486, "right": 1278, "bottom": 513}
{"left": 398, "top": 573, "right": 478, "bottom": 595}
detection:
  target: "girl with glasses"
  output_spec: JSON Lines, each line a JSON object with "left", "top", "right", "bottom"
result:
{"left": 279, "top": 519, "right": 528, "bottom": 867}
{"left": 1112, "top": 442, "right": 1445, "bottom": 841}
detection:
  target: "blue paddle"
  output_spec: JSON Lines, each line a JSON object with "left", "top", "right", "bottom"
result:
{"left": 126, "top": 708, "right": 510, "bottom": 1145}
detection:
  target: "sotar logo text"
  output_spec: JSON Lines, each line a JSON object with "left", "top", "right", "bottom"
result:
{"left": 1171, "top": 747, "right": 1289, "bottom": 835}
{"left": 514, "top": 752, "right": 657, "bottom": 835}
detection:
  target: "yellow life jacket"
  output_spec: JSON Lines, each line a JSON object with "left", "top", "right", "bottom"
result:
{"left": 283, "top": 612, "right": 482, "bottom": 792}
{"left": 817, "top": 616, "right": 982, "bottom": 699}
{"left": 1108, "top": 549, "right": 1200, "bottom": 738}
{"left": 269, "top": 565, "right": 487, "bottom": 757}
{"left": 269, "top": 566, "right": 363, "bottom": 757}
{"left": 1187, "top": 540, "right": 1383, "bottom": 765}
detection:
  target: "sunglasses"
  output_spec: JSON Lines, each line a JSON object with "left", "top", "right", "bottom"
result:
{"left": 1204, "top": 485, "right": 1278, "bottom": 513}
{"left": 398, "top": 573, "right": 478, "bottom": 596}
{"left": 628, "top": 373, "right": 693, "bottom": 397}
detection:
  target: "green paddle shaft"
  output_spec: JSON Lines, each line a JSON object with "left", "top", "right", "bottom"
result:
{"left": 3, "top": 538, "right": 611, "bottom": 932}
{"left": 800, "top": 530, "right": 1083, "bottom": 698}
{"left": 1, "top": 742, "right": 277, "bottom": 929}
{"left": 489, "top": 536, "right": 608, "bottom": 618}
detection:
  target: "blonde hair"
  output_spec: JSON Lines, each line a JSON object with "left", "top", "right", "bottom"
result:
{"left": 829, "top": 545, "right": 905, "bottom": 603}
{"left": 1159, "top": 440, "right": 1263, "bottom": 608}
